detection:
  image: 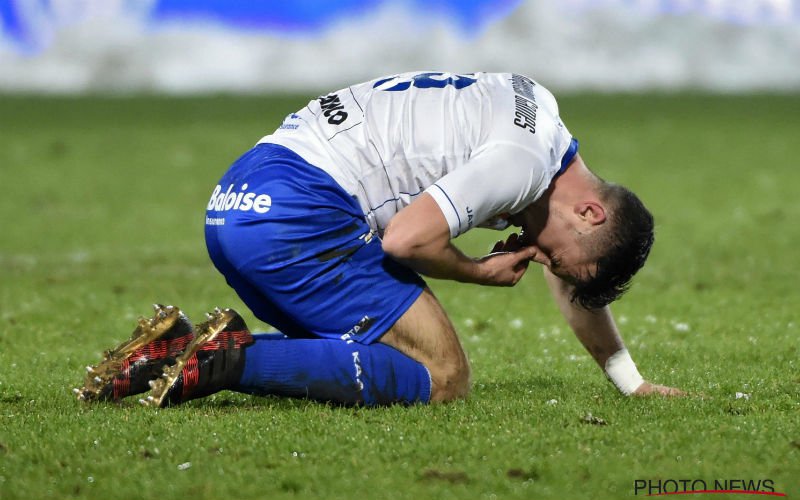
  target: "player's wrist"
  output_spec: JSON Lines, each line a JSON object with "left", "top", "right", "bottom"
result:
{"left": 470, "top": 254, "right": 498, "bottom": 285}
{"left": 604, "top": 348, "right": 644, "bottom": 395}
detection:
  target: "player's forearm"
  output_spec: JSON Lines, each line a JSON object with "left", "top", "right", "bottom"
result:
{"left": 543, "top": 269, "right": 685, "bottom": 396}
{"left": 382, "top": 219, "right": 477, "bottom": 282}
{"left": 382, "top": 194, "right": 529, "bottom": 285}
{"left": 387, "top": 241, "right": 491, "bottom": 284}
{"left": 544, "top": 267, "right": 649, "bottom": 395}
{"left": 382, "top": 193, "right": 476, "bottom": 281}
{"left": 542, "top": 267, "right": 624, "bottom": 368}
{"left": 567, "top": 307, "right": 624, "bottom": 368}
{"left": 384, "top": 226, "right": 535, "bottom": 286}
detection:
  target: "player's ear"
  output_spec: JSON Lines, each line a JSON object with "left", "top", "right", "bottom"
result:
{"left": 575, "top": 201, "right": 606, "bottom": 225}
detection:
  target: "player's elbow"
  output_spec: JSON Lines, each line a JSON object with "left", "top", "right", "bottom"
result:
{"left": 381, "top": 228, "right": 417, "bottom": 261}
{"left": 382, "top": 214, "right": 450, "bottom": 263}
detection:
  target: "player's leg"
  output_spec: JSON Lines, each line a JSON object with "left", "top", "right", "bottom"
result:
{"left": 146, "top": 259, "right": 436, "bottom": 406}
{"left": 143, "top": 303, "right": 435, "bottom": 407}
{"left": 379, "top": 287, "right": 470, "bottom": 402}
{"left": 211, "top": 260, "right": 469, "bottom": 403}
{"left": 231, "top": 285, "right": 470, "bottom": 405}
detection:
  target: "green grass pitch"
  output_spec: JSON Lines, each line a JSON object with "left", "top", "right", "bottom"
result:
{"left": 0, "top": 93, "right": 798, "bottom": 499}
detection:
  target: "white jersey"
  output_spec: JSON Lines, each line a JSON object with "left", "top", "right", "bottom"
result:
{"left": 260, "top": 71, "right": 575, "bottom": 238}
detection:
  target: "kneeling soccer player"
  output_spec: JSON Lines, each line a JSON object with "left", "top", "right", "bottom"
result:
{"left": 76, "top": 71, "right": 683, "bottom": 407}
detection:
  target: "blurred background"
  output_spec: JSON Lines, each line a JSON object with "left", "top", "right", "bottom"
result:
{"left": 2, "top": 0, "right": 799, "bottom": 94}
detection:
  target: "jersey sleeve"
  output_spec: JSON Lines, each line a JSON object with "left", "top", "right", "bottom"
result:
{"left": 424, "top": 141, "right": 553, "bottom": 238}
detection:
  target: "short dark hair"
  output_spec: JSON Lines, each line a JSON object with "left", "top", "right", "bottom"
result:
{"left": 571, "top": 183, "right": 654, "bottom": 309}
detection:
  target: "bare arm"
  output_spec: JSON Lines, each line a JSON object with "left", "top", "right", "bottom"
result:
{"left": 542, "top": 267, "right": 684, "bottom": 396}
{"left": 542, "top": 266, "right": 624, "bottom": 367}
{"left": 382, "top": 193, "right": 537, "bottom": 287}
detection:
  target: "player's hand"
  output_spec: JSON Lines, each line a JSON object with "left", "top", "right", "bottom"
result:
{"left": 475, "top": 244, "right": 537, "bottom": 287}
{"left": 632, "top": 381, "right": 686, "bottom": 397}
{"left": 491, "top": 232, "right": 527, "bottom": 253}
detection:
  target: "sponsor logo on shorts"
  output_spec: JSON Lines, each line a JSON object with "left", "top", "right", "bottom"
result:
{"left": 340, "top": 315, "right": 374, "bottom": 344}
{"left": 207, "top": 183, "right": 272, "bottom": 214}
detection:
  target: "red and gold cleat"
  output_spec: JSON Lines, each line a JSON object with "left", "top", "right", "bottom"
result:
{"left": 141, "top": 308, "right": 253, "bottom": 408}
{"left": 74, "top": 304, "right": 193, "bottom": 402}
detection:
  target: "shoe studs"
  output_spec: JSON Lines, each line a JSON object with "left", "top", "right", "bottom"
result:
{"left": 73, "top": 387, "right": 88, "bottom": 401}
{"left": 77, "top": 304, "right": 234, "bottom": 407}
{"left": 76, "top": 304, "right": 187, "bottom": 404}
{"left": 138, "top": 394, "right": 160, "bottom": 407}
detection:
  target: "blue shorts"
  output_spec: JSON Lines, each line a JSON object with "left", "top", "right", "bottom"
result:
{"left": 204, "top": 143, "right": 425, "bottom": 345}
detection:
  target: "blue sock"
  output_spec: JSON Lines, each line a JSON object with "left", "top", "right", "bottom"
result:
{"left": 236, "top": 333, "right": 431, "bottom": 405}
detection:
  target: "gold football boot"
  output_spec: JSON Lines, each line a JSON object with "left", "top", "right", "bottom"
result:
{"left": 141, "top": 307, "right": 253, "bottom": 408}
{"left": 74, "top": 304, "right": 193, "bottom": 402}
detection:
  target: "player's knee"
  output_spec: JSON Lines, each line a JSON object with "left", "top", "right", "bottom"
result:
{"left": 428, "top": 353, "right": 471, "bottom": 402}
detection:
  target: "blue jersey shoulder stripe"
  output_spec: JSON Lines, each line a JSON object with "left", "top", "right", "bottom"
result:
{"left": 556, "top": 137, "right": 579, "bottom": 177}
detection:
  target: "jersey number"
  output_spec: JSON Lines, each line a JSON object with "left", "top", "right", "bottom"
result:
{"left": 373, "top": 72, "right": 477, "bottom": 92}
